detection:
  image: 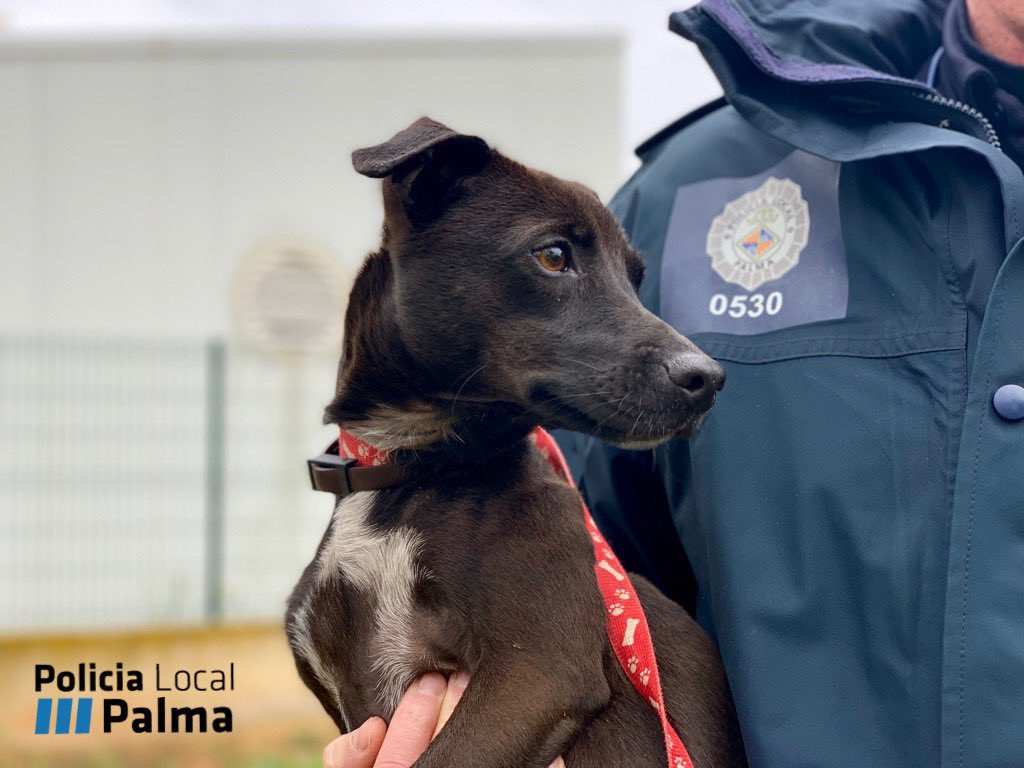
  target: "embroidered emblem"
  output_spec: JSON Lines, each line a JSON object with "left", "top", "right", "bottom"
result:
{"left": 706, "top": 177, "right": 809, "bottom": 290}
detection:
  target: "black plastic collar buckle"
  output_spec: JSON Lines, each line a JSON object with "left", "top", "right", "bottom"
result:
{"left": 307, "top": 452, "right": 357, "bottom": 496}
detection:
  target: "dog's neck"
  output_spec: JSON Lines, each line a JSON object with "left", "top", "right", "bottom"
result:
{"left": 342, "top": 400, "right": 535, "bottom": 469}
{"left": 326, "top": 250, "right": 536, "bottom": 468}
{"left": 332, "top": 406, "right": 535, "bottom": 490}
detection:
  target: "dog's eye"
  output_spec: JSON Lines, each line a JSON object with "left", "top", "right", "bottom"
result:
{"left": 533, "top": 245, "right": 571, "bottom": 273}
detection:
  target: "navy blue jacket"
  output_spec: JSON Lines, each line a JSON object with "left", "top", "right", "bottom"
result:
{"left": 559, "top": 1, "right": 1024, "bottom": 765}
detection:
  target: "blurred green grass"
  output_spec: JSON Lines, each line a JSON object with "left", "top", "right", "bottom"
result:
{"left": 17, "top": 753, "right": 323, "bottom": 768}
{"left": 11, "top": 730, "right": 327, "bottom": 768}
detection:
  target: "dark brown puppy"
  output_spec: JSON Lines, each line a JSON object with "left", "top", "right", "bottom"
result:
{"left": 286, "top": 118, "right": 746, "bottom": 768}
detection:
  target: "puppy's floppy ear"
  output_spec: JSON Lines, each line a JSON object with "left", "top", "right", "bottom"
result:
{"left": 352, "top": 117, "right": 491, "bottom": 224}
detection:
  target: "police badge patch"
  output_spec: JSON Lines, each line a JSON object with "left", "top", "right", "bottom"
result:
{"left": 706, "top": 177, "right": 809, "bottom": 290}
{"left": 661, "top": 150, "right": 848, "bottom": 336}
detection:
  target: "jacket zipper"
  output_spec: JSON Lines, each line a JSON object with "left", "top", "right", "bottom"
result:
{"left": 914, "top": 91, "right": 1002, "bottom": 151}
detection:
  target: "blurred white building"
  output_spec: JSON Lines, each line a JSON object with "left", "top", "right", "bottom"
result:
{"left": 0, "top": 0, "right": 719, "bottom": 166}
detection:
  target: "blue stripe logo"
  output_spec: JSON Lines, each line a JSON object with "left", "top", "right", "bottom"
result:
{"left": 75, "top": 698, "right": 93, "bottom": 733}
{"left": 35, "top": 697, "right": 92, "bottom": 734}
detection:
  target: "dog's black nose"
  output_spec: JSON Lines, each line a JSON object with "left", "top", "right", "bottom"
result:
{"left": 665, "top": 353, "right": 726, "bottom": 403}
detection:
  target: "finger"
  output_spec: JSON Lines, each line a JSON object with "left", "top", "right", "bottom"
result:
{"left": 549, "top": 758, "right": 566, "bottom": 768}
{"left": 324, "top": 717, "right": 387, "bottom": 768}
{"left": 374, "top": 673, "right": 447, "bottom": 767}
{"left": 432, "top": 671, "right": 470, "bottom": 738}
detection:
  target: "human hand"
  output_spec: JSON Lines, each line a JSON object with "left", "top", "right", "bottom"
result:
{"left": 322, "top": 671, "right": 565, "bottom": 768}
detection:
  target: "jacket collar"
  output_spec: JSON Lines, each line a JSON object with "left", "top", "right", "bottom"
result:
{"left": 675, "top": 0, "right": 947, "bottom": 83}
{"left": 667, "top": 0, "right": 996, "bottom": 156}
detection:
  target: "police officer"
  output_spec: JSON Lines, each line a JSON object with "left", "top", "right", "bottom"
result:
{"left": 561, "top": 0, "right": 1024, "bottom": 766}
{"left": 326, "top": 1, "right": 1024, "bottom": 767}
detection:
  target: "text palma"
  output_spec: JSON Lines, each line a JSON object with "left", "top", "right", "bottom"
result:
{"left": 104, "top": 698, "right": 232, "bottom": 733}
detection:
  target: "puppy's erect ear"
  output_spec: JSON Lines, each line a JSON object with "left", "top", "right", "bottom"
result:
{"left": 352, "top": 117, "right": 491, "bottom": 225}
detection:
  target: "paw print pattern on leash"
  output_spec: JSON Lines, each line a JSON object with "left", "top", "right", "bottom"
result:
{"left": 531, "top": 428, "right": 694, "bottom": 768}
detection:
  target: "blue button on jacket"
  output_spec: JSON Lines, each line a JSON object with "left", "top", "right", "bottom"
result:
{"left": 993, "top": 384, "right": 1024, "bottom": 421}
{"left": 557, "top": 2, "right": 1024, "bottom": 766}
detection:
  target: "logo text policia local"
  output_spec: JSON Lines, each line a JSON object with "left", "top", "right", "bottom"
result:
{"left": 34, "top": 663, "right": 233, "bottom": 734}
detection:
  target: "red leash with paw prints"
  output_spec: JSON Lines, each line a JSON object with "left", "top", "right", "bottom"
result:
{"left": 531, "top": 428, "right": 694, "bottom": 768}
{"left": 309, "top": 426, "right": 694, "bottom": 768}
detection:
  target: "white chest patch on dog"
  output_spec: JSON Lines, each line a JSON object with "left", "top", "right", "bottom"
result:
{"left": 317, "top": 491, "right": 426, "bottom": 715}
{"left": 287, "top": 596, "right": 347, "bottom": 727}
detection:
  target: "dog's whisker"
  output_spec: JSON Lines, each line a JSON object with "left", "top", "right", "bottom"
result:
{"left": 447, "top": 363, "right": 488, "bottom": 414}
{"left": 629, "top": 393, "right": 646, "bottom": 438}
{"left": 563, "top": 357, "right": 615, "bottom": 373}
{"left": 532, "top": 390, "right": 616, "bottom": 407}
{"left": 590, "top": 393, "right": 631, "bottom": 432}
{"left": 528, "top": 394, "right": 620, "bottom": 423}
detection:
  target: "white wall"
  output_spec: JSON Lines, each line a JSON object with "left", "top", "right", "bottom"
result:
{"left": 0, "top": 0, "right": 721, "bottom": 170}
{"left": 0, "top": 36, "right": 624, "bottom": 338}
